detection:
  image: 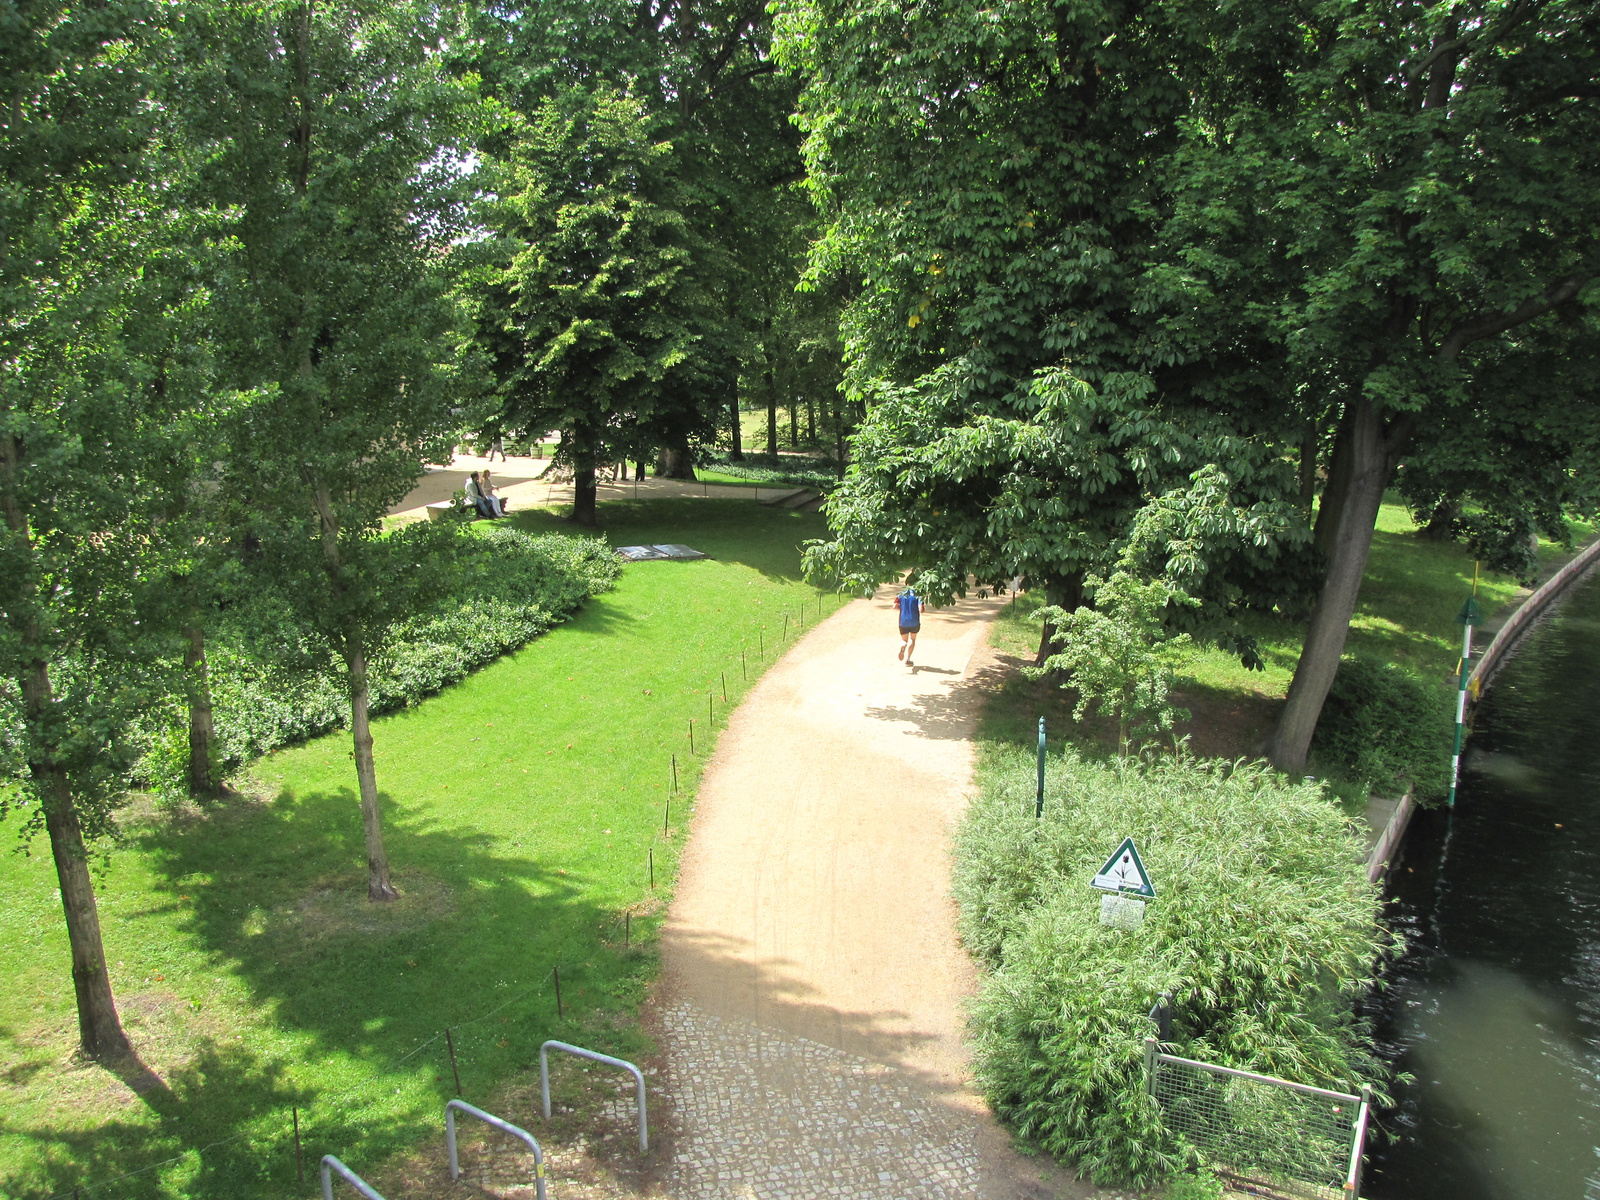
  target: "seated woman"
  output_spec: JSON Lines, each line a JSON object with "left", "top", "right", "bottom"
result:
{"left": 482, "top": 469, "right": 508, "bottom": 516}
{"left": 465, "top": 471, "right": 499, "bottom": 518}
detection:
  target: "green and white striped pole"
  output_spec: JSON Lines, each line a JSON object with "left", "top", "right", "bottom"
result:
{"left": 1448, "top": 565, "right": 1482, "bottom": 808}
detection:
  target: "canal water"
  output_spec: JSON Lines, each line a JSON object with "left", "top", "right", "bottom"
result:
{"left": 1367, "top": 567, "right": 1600, "bottom": 1200}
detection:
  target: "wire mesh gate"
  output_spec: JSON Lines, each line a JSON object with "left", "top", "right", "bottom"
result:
{"left": 1144, "top": 1038, "right": 1372, "bottom": 1199}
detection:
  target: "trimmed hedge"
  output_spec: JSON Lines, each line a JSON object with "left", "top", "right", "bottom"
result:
{"left": 1309, "top": 654, "right": 1452, "bottom": 801}
{"left": 139, "top": 529, "right": 618, "bottom": 795}
{"left": 954, "top": 749, "right": 1391, "bottom": 1186}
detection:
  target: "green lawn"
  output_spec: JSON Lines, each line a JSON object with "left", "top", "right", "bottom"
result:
{"left": 0, "top": 498, "right": 832, "bottom": 1200}
{"left": 982, "top": 501, "right": 1596, "bottom": 758}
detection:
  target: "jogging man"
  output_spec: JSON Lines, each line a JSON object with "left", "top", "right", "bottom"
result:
{"left": 896, "top": 582, "right": 924, "bottom": 664}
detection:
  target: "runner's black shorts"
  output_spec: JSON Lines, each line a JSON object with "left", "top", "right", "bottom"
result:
{"left": 899, "top": 623, "right": 921, "bottom": 635}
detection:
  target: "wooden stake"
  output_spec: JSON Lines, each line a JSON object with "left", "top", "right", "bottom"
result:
{"left": 664, "top": 795, "right": 670, "bottom": 835}
{"left": 672, "top": 754, "right": 678, "bottom": 793}
{"left": 649, "top": 848, "right": 654, "bottom": 888}
{"left": 722, "top": 672, "right": 727, "bottom": 702}
{"left": 446, "top": 1028, "right": 462, "bottom": 1096}
{"left": 293, "top": 1105, "right": 304, "bottom": 1185}
{"left": 742, "top": 648, "right": 747, "bottom": 679}
{"left": 625, "top": 911, "right": 631, "bottom": 946}
{"left": 553, "top": 965, "right": 563, "bottom": 1019}
{"left": 689, "top": 719, "right": 695, "bottom": 755}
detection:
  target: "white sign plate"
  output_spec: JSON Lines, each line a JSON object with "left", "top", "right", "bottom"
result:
{"left": 1090, "top": 837, "right": 1156, "bottom": 898}
{"left": 1099, "top": 893, "right": 1147, "bottom": 929}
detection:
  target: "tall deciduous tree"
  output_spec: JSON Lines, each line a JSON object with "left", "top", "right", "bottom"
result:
{"left": 181, "top": 0, "right": 474, "bottom": 899}
{"left": 0, "top": 0, "right": 175, "bottom": 1059}
{"left": 1149, "top": 0, "right": 1600, "bottom": 771}
{"left": 779, "top": 0, "right": 1314, "bottom": 656}
{"left": 462, "top": 0, "right": 812, "bottom": 481}
{"left": 475, "top": 86, "right": 701, "bottom": 526}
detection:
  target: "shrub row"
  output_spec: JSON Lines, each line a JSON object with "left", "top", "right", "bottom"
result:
{"left": 953, "top": 749, "right": 1391, "bottom": 1186}
{"left": 140, "top": 529, "right": 618, "bottom": 795}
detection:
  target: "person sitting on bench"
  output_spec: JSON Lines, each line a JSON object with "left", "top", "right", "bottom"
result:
{"left": 482, "top": 469, "right": 508, "bottom": 517}
{"left": 465, "top": 471, "right": 499, "bottom": 518}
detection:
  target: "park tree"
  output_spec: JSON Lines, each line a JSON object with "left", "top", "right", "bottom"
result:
{"left": 779, "top": 0, "right": 1315, "bottom": 657}
{"left": 474, "top": 86, "right": 703, "bottom": 525}
{"left": 0, "top": 0, "right": 183, "bottom": 1058}
{"left": 461, "top": 0, "right": 815, "bottom": 482}
{"left": 179, "top": 0, "right": 474, "bottom": 899}
{"left": 1148, "top": 0, "right": 1600, "bottom": 771}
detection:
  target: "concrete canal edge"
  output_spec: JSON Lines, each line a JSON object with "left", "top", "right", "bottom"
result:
{"left": 1366, "top": 534, "right": 1600, "bottom": 886}
{"left": 1466, "top": 533, "right": 1600, "bottom": 706}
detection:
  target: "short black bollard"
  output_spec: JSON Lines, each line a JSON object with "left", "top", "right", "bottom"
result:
{"left": 672, "top": 754, "right": 678, "bottom": 793}
{"left": 554, "top": 965, "right": 563, "bottom": 1019}
{"left": 689, "top": 719, "right": 695, "bottom": 755}
{"left": 649, "top": 847, "right": 655, "bottom": 888}
{"left": 664, "top": 795, "right": 670, "bottom": 836}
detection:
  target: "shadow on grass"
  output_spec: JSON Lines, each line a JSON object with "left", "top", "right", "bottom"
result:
{"left": 2, "top": 787, "right": 635, "bottom": 1200}
{"left": 507, "top": 498, "right": 828, "bottom": 587}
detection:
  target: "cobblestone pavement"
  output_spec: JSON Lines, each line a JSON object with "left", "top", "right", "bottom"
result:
{"left": 659, "top": 1000, "right": 984, "bottom": 1200}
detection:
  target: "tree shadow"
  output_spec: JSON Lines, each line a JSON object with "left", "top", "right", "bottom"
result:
{"left": 4, "top": 787, "right": 630, "bottom": 1200}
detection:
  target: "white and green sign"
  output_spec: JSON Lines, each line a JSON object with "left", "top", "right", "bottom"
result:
{"left": 1090, "top": 838, "right": 1156, "bottom": 899}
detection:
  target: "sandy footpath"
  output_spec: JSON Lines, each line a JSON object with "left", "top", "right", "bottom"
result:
{"left": 656, "top": 588, "right": 1115, "bottom": 1200}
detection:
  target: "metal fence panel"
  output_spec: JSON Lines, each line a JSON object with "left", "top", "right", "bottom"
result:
{"left": 1145, "top": 1040, "right": 1369, "bottom": 1199}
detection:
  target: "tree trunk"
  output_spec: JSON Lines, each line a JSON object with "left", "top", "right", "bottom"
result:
{"left": 3, "top": 433, "right": 129, "bottom": 1061}
{"left": 1298, "top": 419, "right": 1318, "bottom": 512}
{"left": 42, "top": 766, "right": 131, "bottom": 1059}
{"left": 765, "top": 383, "right": 778, "bottom": 456}
{"left": 634, "top": 459, "right": 645, "bottom": 481}
{"left": 730, "top": 392, "right": 744, "bottom": 461}
{"left": 1313, "top": 403, "right": 1356, "bottom": 558}
{"left": 184, "top": 620, "right": 219, "bottom": 798}
{"left": 572, "top": 461, "right": 598, "bottom": 526}
{"left": 1034, "top": 575, "right": 1084, "bottom": 666}
{"left": 1267, "top": 394, "right": 1392, "bottom": 773}
{"left": 1419, "top": 498, "right": 1459, "bottom": 541}
{"left": 344, "top": 641, "right": 398, "bottom": 901}
{"left": 655, "top": 437, "right": 697, "bottom": 480}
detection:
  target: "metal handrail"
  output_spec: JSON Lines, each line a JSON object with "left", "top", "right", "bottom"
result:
{"left": 540, "top": 1039, "right": 649, "bottom": 1152}
{"left": 1152, "top": 1047, "right": 1360, "bottom": 1104}
{"left": 445, "top": 1099, "right": 547, "bottom": 1200}
{"left": 320, "top": 1156, "right": 386, "bottom": 1200}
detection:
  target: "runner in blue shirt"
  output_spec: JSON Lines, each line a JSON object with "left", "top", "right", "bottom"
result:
{"left": 896, "top": 582, "right": 924, "bottom": 665}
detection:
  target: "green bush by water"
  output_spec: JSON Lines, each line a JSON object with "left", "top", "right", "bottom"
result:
{"left": 954, "top": 748, "right": 1391, "bottom": 1186}
{"left": 1309, "top": 655, "right": 1452, "bottom": 802}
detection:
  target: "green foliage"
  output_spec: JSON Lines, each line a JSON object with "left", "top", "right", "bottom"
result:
{"left": 137, "top": 531, "right": 618, "bottom": 797}
{"left": 1310, "top": 656, "right": 1453, "bottom": 803}
{"left": 954, "top": 749, "right": 1390, "bottom": 1186}
{"left": 695, "top": 450, "right": 838, "bottom": 490}
{"left": 1032, "top": 564, "right": 1197, "bottom": 755}
{"left": 1165, "top": 1172, "right": 1223, "bottom": 1200}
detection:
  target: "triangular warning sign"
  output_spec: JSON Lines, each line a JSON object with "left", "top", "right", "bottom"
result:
{"left": 1090, "top": 837, "right": 1155, "bottom": 898}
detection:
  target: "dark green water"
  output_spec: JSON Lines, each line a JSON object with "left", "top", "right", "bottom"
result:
{"left": 1368, "top": 568, "right": 1600, "bottom": 1200}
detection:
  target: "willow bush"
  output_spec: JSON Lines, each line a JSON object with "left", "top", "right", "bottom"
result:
{"left": 954, "top": 748, "right": 1393, "bottom": 1185}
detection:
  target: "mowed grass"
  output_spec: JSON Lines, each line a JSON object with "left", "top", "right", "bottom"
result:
{"left": 0, "top": 498, "right": 833, "bottom": 1200}
{"left": 981, "top": 501, "right": 1596, "bottom": 757}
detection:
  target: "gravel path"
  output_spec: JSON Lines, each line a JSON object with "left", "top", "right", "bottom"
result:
{"left": 654, "top": 588, "right": 1118, "bottom": 1200}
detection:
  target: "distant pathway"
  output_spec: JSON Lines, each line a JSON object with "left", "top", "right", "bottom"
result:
{"left": 655, "top": 589, "right": 1119, "bottom": 1200}
{"left": 388, "top": 454, "right": 813, "bottom": 523}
